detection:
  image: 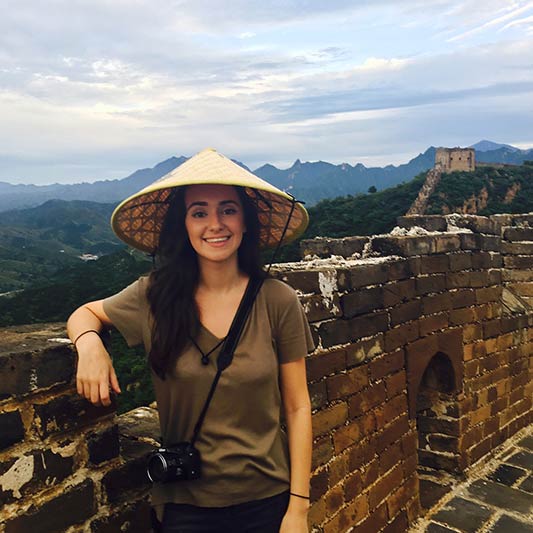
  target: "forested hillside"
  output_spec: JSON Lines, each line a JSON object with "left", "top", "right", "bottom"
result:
{"left": 426, "top": 163, "right": 533, "bottom": 215}
{"left": 0, "top": 250, "right": 150, "bottom": 326}
{"left": 0, "top": 200, "right": 122, "bottom": 292}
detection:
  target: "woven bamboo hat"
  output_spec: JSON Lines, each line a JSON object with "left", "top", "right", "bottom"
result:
{"left": 111, "top": 148, "right": 309, "bottom": 254}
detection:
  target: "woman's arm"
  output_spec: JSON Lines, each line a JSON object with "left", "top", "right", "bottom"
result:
{"left": 279, "top": 357, "right": 312, "bottom": 533}
{"left": 67, "top": 300, "right": 121, "bottom": 406}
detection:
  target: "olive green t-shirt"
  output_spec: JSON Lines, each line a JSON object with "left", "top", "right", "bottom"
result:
{"left": 103, "top": 277, "right": 314, "bottom": 508}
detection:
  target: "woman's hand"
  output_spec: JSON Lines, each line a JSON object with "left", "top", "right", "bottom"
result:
{"left": 75, "top": 332, "right": 121, "bottom": 406}
{"left": 279, "top": 505, "right": 309, "bottom": 533}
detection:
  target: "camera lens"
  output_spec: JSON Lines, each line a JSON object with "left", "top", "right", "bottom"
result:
{"left": 147, "top": 454, "right": 167, "bottom": 483}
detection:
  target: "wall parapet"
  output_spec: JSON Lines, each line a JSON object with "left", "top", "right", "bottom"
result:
{"left": 1, "top": 212, "right": 532, "bottom": 533}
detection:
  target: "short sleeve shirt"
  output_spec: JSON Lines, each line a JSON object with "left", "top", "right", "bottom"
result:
{"left": 103, "top": 277, "right": 314, "bottom": 508}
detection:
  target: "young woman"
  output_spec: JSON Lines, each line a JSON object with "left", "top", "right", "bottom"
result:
{"left": 67, "top": 149, "right": 314, "bottom": 533}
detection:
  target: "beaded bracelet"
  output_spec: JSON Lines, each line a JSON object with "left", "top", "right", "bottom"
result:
{"left": 73, "top": 330, "right": 100, "bottom": 347}
{"left": 290, "top": 492, "right": 310, "bottom": 500}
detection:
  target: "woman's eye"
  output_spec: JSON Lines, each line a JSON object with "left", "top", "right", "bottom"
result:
{"left": 191, "top": 211, "right": 206, "bottom": 218}
{"left": 222, "top": 208, "right": 237, "bottom": 216}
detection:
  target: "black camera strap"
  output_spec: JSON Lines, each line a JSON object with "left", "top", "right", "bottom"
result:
{"left": 190, "top": 275, "right": 264, "bottom": 446}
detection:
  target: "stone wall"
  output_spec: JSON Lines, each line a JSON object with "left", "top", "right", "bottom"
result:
{"left": 1, "top": 213, "right": 532, "bottom": 533}
{"left": 0, "top": 324, "right": 157, "bottom": 532}
{"left": 406, "top": 167, "right": 442, "bottom": 216}
{"left": 435, "top": 147, "right": 475, "bottom": 173}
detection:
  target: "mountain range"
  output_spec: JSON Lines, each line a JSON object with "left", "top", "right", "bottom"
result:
{"left": 1, "top": 155, "right": 532, "bottom": 293}
{"left": 1, "top": 141, "right": 531, "bottom": 212}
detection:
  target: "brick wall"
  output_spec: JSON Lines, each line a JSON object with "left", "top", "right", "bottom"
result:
{"left": 0, "top": 325, "right": 156, "bottom": 532}
{"left": 1, "top": 213, "right": 532, "bottom": 533}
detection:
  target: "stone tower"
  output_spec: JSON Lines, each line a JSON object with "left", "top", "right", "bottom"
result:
{"left": 435, "top": 147, "right": 475, "bottom": 172}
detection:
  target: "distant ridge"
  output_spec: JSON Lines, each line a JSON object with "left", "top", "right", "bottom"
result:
{"left": 470, "top": 140, "right": 519, "bottom": 152}
{"left": 0, "top": 157, "right": 187, "bottom": 212}
{"left": 1, "top": 141, "right": 532, "bottom": 211}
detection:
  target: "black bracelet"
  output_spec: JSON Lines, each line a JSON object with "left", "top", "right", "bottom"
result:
{"left": 290, "top": 492, "right": 310, "bottom": 500}
{"left": 73, "top": 330, "right": 100, "bottom": 346}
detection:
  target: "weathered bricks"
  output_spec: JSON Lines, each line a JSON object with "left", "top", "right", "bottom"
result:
{"left": 4, "top": 479, "right": 95, "bottom": 533}
{"left": 300, "top": 293, "right": 342, "bottom": 322}
{"left": 416, "top": 274, "right": 447, "bottom": 295}
{"left": 0, "top": 447, "right": 74, "bottom": 505}
{"left": 0, "top": 343, "right": 76, "bottom": 400}
{"left": 348, "top": 382, "right": 387, "bottom": 419}
{"left": 346, "top": 335, "right": 383, "bottom": 366}
{"left": 504, "top": 255, "right": 533, "bottom": 269}
{"left": 422, "top": 293, "right": 452, "bottom": 314}
{"left": 450, "top": 289, "right": 476, "bottom": 308}
{"left": 33, "top": 394, "right": 115, "bottom": 438}
{"left": 276, "top": 270, "right": 320, "bottom": 293}
{"left": 0, "top": 410, "right": 25, "bottom": 450}
{"left": 300, "top": 236, "right": 369, "bottom": 259}
{"left": 101, "top": 453, "right": 151, "bottom": 505}
{"left": 372, "top": 236, "right": 460, "bottom": 257}
{"left": 397, "top": 215, "right": 447, "bottom": 232}
{"left": 307, "top": 349, "right": 347, "bottom": 382}
{"left": 503, "top": 226, "right": 533, "bottom": 241}
{"left": 419, "top": 312, "right": 449, "bottom": 336}
{"left": 420, "top": 255, "right": 449, "bottom": 274}
{"left": 384, "top": 322, "right": 419, "bottom": 352}
{"left": 318, "top": 312, "right": 388, "bottom": 348}
{"left": 90, "top": 500, "right": 152, "bottom": 533}
{"left": 383, "top": 279, "right": 416, "bottom": 306}
{"left": 327, "top": 366, "right": 368, "bottom": 401}
{"left": 88, "top": 424, "right": 120, "bottom": 465}
{"left": 502, "top": 241, "right": 533, "bottom": 255}
{"left": 341, "top": 286, "right": 384, "bottom": 317}
{"left": 390, "top": 300, "right": 422, "bottom": 326}
{"left": 349, "top": 263, "right": 389, "bottom": 288}
{"left": 313, "top": 403, "right": 348, "bottom": 439}
{"left": 369, "top": 350, "right": 405, "bottom": 381}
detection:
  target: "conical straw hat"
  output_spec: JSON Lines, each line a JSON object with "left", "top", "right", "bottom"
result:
{"left": 111, "top": 148, "right": 309, "bottom": 253}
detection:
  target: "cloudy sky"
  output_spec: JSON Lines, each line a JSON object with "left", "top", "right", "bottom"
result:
{"left": 1, "top": 0, "right": 533, "bottom": 184}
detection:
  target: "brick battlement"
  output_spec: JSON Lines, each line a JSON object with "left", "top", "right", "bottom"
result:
{"left": 1, "top": 213, "right": 532, "bottom": 533}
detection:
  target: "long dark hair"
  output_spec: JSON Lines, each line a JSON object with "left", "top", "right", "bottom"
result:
{"left": 147, "top": 185, "right": 265, "bottom": 379}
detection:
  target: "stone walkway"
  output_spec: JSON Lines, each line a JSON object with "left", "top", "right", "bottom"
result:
{"left": 409, "top": 424, "right": 533, "bottom": 532}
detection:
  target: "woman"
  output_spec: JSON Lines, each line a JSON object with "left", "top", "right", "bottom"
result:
{"left": 67, "top": 148, "right": 314, "bottom": 533}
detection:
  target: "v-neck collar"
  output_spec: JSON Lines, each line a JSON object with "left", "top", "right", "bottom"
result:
{"left": 199, "top": 322, "right": 225, "bottom": 342}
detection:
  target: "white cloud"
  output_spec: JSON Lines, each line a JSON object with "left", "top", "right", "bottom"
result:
{"left": 447, "top": 1, "right": 533, "bottom": 41}
{"left": 1, "top": 0, "right": 532, "bottom": 183}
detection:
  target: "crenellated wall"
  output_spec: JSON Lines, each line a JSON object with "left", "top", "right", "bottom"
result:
{"left": 1, "top": 213, "right": 532, "bottom": 533}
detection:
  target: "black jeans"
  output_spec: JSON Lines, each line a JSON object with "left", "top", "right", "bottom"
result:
{"left": 160, "top": 490, "right": 290, "bottom": 533}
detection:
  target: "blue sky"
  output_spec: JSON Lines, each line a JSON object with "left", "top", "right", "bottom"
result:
{"left": 1, "top": 0, "right": 533, "bottom": 184}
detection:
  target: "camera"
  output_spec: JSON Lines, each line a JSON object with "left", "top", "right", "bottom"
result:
{"left": 146, "top": 442, "right": 202, "bottom": 483}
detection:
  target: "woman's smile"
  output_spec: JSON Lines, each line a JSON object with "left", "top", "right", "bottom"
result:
{"left": 204, "top": 235, "right": 231, "bottom": 245}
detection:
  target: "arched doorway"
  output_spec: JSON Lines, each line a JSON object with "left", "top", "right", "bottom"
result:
{"left": 416, "top": 352, "right": 461, "bottom": 509}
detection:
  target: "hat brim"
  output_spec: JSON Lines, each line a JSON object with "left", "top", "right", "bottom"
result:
{"left": 110, "top": 148, "right": 309, "bottom": 254}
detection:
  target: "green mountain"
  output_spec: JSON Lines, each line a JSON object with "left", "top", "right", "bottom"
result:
{"left": 426, "top": 163, "right": 533, "bottom": 215}
{"left": 0, "top": 250, "right": 150, "bottom": 326}
{"left": 0, "top": 200, "right": 123, "bottom": 292}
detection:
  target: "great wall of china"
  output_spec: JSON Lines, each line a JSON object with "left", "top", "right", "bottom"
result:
{"left": 1, "top": 209, "right": 532, "bottom": 532}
